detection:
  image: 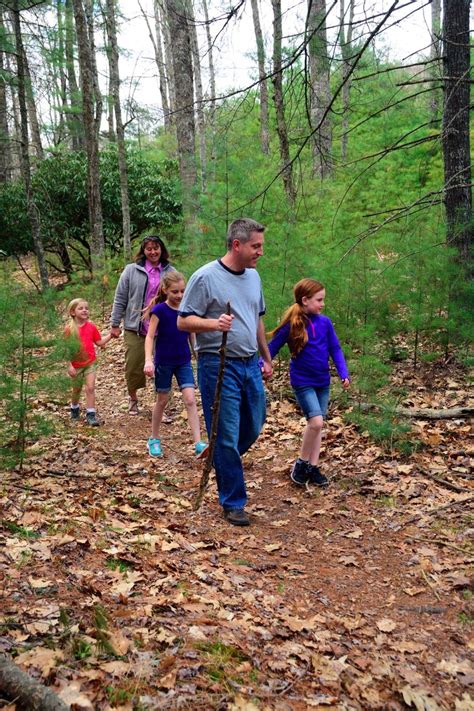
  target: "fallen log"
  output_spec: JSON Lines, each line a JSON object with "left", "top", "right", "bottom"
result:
{"left": 0, "top": 654, "right": 68, "bottom": 711}
{"left": 358, "top": 403, "right": 473, "bottom": 420}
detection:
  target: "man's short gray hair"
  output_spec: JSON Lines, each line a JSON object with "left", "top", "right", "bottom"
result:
{"left": 226, "top": 218, "right": 265, "bottom": 249}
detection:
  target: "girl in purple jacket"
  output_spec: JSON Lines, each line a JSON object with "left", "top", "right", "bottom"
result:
{"left": 268, "top": 278, "right": 350, "bottom": 487}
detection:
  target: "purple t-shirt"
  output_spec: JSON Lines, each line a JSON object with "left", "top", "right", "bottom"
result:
{"left": 150, "top": 302, "right": 191, "bottom": 366}
{"left": 268, "top": 314, "right": 349, "bottom": 388}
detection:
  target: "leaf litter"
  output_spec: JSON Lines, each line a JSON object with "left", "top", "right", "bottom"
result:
{"left": 0, "top": 335, "right": 472, "bottom": 710}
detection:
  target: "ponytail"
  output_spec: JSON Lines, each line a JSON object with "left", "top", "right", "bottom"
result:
{"left": 268, "top": 278, "right": 324, "bottom": 357}
{"left": 269, "top": 303, "right": 308, "bottom": 357}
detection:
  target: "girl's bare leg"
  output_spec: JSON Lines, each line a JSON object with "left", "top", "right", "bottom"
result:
{"left": 84, "top": 372, "right": 97, "bottom": 410}
{"left": 300, "top": 415, "right": 323, "bottom": 465}
{"left": 151, "top": 392, "right": 169, "bottom": 438}
{"left": 181, "top": 387, "right": 201, "bottom": 442}
{"left": 71, "top": 385, "right": 82, "bottom": 407}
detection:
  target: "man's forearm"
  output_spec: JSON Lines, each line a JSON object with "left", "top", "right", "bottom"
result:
{"left": 178, "top": 315, "right": 218, "bottom": 333}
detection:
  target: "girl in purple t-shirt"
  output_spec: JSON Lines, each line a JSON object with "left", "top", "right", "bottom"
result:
{"left": 267, "top": 278, "right": 350, "bottom": 488}
{"left": 143, "top": 271, "right": 208, "bottom": 459}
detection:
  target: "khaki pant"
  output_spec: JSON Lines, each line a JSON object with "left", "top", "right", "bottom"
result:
{"left": 124, "top": 330, "right": 146, "bottom": 392}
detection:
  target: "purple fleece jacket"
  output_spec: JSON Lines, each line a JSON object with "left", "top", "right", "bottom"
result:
{"left": 268, "top": 314, "right": 349, "bottom": 388}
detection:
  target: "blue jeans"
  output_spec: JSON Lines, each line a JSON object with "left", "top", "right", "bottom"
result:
{"left": 198, "top": 353, "right": 266, "bottom": 511}
{"left": 294, "top": 385, "right": 330, "bottom": 419}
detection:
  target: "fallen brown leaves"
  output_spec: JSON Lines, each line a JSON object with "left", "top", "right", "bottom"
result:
{"left": 0, "top": 340, "right": 472, "bottom": 710}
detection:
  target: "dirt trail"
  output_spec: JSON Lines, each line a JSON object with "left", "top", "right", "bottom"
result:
{"left": 1, "top": 334, "right": 472, "bottom": 710}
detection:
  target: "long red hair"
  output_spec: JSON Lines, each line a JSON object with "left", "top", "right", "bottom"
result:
{"left": 269, "top": 278, "right": 324, "bottom": 356}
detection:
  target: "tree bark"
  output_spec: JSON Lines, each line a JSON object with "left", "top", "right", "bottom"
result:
{"left": 105, "top": 0, "right": 131, "bottom": 260}
{"left": 201, "top": 0, "right": 216, "bottom": 175}
{"left": 250, "top": 0, "right": 270, "bottom": 155}
{"left": 308, "top": 0, "right": 333, "bottom": 178}
{"left": 159, "top": 0, "right": 176, "bottom": 120}
{"left": 138, "top": 0, "right": 170, "bottom": 131}
{"left": 165, "top": 0, "right": 198, "bottom": 228}
{"left": 0, "top": 11, "right": 12, "bottom": 183}
{"left": 53, "top": 0, "right": 68, "bottom": 146}
{"left": 8, "top": 55, "right": 23, "bottom": 179}
{"left": 0, "top": 653, "right": 68, "bottom": 711}
{"left": 339, "top": 0, "right": 354, "bottom": 161}
{"left": 429, "top": 0, "right": 442, "bottom": 122}
{"left": 72, "top": 0, "right": 105, "bottom": 271}
{"left": 201, "top": 0, "right": 215, "bottom": 106}
{"left": 359, "top": 403, "right": 474, "bottom": 420}
{"left": 22, "top": 45, "right": 44, "bottom": 160}
{"left": 12, "top": 2, "right": 49, "bottom": 289}
{"left": 271, "top": 0, "right": 296, "bottom": 205}
{"left": 65, "top": 0, "right": 84, "bottom": 150}
{"left": 188, "top": 0, "right": 206, "bottom": 192}
{"left": 442, "top": 0, "right": 472, "bottom": 268}
{"left": 138, "top": 0, "right": 170, "bottom": 129}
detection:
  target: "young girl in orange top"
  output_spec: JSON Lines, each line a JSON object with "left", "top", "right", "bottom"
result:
{"left": 65, "top": 299, "right": 111, "bottom": 426}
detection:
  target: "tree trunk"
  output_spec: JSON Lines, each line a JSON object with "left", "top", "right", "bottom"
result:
{"left": 201, "top": 0, "right": 216, "bottom": 175}
{"left": 0, "top": 653, "right": 68, "bottom": 711}
{"left": 188, "top": 0, "right": 206, "bottom": 192}
{"left": 72, "top": 0, "right": 105, "bottom": 270}
{"left": 53, "top": 0, "right": 69, "bottom": 146}
{"left": 271, "top": 0, "right": 296, "bottom": 205}
{"left": 339, "top": 0, "right": 354, "bottom": 161}
{"left": 84, "top": 0, "right": 102, "bottom": 135}
{"left": 0, "top": 11, "right": 12, "bottom": 183}
{"left": 22, "top": 46, "right": 44, "bottom": 160}
{"left": 136, "top": 0, "right": 170, "bottom": 129}
{"left": 442, "top": 0, "right": 472, "bottom": 268}
{"left": 429, "top": 0, "right": 442, "bottom": 122}
{"left": 105, "top": 0, "right": 131, "bottom": 260}
{"left": 201, "top": 0, "right": 215, "bottom": 106}
{"left": 65, "top": 0, "right": 84, "bottom": 150}
{"left": 250, "top": 0, "right": 270, "bottom": 155}
{"left": 12, "top": 2, "right": 49, "bottom": 289}
{"left": 159, "top": 0, "right": 176, "bottom": 120}
{"left": 165, "top": 0, "right": 198, "bottom": 228}
{"left": 8, "top": 57, "right": 23, "bottom": 179}
{"left": 103, "top": 16, "right": 115, "bottom": 143}
{"left": 308, "top": 0, "right": 333, "bottom": 178}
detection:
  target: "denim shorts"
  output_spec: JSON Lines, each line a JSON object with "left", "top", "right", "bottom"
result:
{"left": 293, "top": 385, "right": 330, "bottom": 419}
{"left": 154, "top": 362, "right": 195, "bottom": 393}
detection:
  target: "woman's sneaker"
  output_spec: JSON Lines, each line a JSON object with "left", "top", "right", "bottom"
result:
{"left": 194, "top": 441, "right": 209, "bottom": 459}
{"left": 70, "top": 406, "right": 80, "bottom": 420}
{"left": 290, "top": 459, "right": 309, "bottom": 486}
{"left": 307, "top": 464, "right": 329, "bottom": 487}
{"left": 147, "top": 437, "right": 162, "bottom": 457}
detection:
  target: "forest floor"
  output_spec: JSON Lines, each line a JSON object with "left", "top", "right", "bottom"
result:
{"left": 1, "top": 327, "right": 473, "bottom": 711}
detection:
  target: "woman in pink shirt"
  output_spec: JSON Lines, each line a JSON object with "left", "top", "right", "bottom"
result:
{"left": 110, "top": 236, "right": 175, "bottom": 414}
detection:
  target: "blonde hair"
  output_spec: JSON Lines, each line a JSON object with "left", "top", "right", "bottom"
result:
{"left": 142, "top": 271, "right": 186, "bottom": 319}
{"left": 66, "top": 298, "right": 88, "bottom": 339}
{"left": 269, "top": 278, "right": 324, "bottom": 357}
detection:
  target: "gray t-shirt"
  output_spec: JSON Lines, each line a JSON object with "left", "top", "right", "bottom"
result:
{"left": 179, "top": 259, "right": 265, "bottom": 357}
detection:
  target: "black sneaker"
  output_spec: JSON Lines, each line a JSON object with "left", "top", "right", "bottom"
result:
{"left": 224, "top": 508, "right": 250, "bottom": 526}
{"left": 290, "top": 459, "right": 309, "bottom": 486}
{"left": 70, "top": 406, "right": 80, "bottom": 420}
{"left": 307, "top": 464, "right": 329, "bottom": 487}
{"left": 86, "top": 411, "right": 100, "bottom": 427}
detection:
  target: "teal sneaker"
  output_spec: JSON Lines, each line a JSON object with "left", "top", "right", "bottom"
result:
{"left": 147, "top": 437, "right": 162, "bottom": 457}
{"left": 194, "top": 441, "right": 209, "bottom": 460}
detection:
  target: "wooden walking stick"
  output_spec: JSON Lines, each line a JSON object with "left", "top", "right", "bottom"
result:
{"left": 194, "top": 302, "right": 231, "bottom": 511}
